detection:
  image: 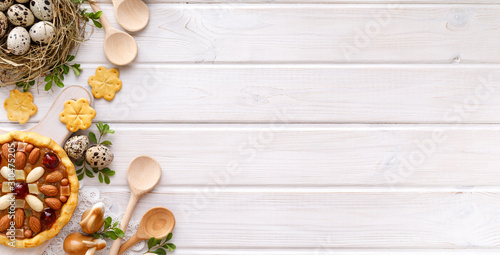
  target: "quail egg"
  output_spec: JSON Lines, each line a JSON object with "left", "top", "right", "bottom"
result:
{"left": 0, "top": 0, "right": 14, "bottom": 12}
{"left": 29, "top": 21, "right": 56, "bottom": 44}
{"left": 30, "top": 0, "right": 53, "bottom": 21}
{"left": 64, "top": 135, "right": 89, "bottom": 160}
{"left": 7, "top": 27, "right": 31, "bottom": 56}
{"left": 0, "top": 12, "right": 7, "bottom": 38}
{"left": 7, "top": 4, "right": 34, "bottom": 27}
{"left": 85, "top": 145, "right": 114, "bottom": 168}
{"left": 16, "top": 0, "right": 28, "bottom": 3}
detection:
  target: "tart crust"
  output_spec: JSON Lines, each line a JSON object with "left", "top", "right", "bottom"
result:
{"left": 0, "top": 131, "right": 78, "bottom": 248}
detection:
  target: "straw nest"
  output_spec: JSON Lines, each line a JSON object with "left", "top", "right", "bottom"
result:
{"left": 0, "top": 0, "right": 87, "bottom": 86}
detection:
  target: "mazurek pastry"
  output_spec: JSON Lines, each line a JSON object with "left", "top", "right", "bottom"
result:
{"left": 0, "top": 131, "right": 78, "bottom": 248}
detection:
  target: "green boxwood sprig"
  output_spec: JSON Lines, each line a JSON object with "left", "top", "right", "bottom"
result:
{"left": 93, "top": 216, "right": 125, "bottom": 240}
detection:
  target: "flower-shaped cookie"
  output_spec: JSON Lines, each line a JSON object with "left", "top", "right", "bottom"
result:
{"left": 59, "top": 98, "right": 96, "bottom": 132}
{"left": 88, "top": 66, "right": 122, "bottom": 101}
{"left": 4, "top": 89, "right": 37, "bottom": 124}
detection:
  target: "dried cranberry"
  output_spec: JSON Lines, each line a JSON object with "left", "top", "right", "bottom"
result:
{"left": 14, "top": 182, "right": 28, "bottom": 198}
{"left": 42, "top": 153, "right": 59, "bottom": 170}
{"left": 40, "top": 208, "right": 56, "bottom": 226}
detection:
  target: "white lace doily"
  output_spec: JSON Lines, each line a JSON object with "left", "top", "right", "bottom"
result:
{"left": 43, "top": 181, "right": 145, "bottom": 255}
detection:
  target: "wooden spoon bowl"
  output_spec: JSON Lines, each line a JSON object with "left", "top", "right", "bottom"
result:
{"left": 117, "top": 207, "right": 176, "bottom": 255}
{"left": 114, "top": 0, "right": 150, "bottom": 32}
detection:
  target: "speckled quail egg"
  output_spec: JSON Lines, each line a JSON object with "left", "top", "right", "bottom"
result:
{"left": 7, "top": 4, "right": 34, "bottom": 27}
{"left": 7, "top": 27, "right": 31, "bottom": 55}
{"left": 29, "top": 21, "right": 56, "bottom": 44}
{"left": 30, "top": 0, "right": 53, "bottom": 21}
{"left": 64, "top": 135, "right": 90, "bottom": 160}
{"left": 0, "top": 0, "right": 14, "bottom": 12}
{"left": 16, "top": 0, "right": 28, "bottom": 3}
{"left": 0, "top": 12, "right": 7, "bottom": 38}
{"left": 85, "top": 145, "right": 114, "bottom": 168}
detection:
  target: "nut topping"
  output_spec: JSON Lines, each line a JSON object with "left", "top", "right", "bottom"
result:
{"left": 45, "top": 198, "right": 62, "bottom": 210}
{"left": 0, "top": 215, "right": 9, "bottom": 232}
{"left": 39, "top": 185, "right": 59, "bottom": 196}
{"left": 46, "top": 171, "right": 63, "bottom": 183}
{"left": 15, "top": 151, "right": 26, "bottom": 169}
{"left": 26, "top": 166, "right": 45, "bottom": 183}
{"left": 25, "top": 194, "right": 43, "bottom": 212}
{"left": 29, "top": 216, "right": 41, "bottom": 233}
{"left": 15, "top": 208, "right": 24, "bottom": 228}
{"left": 28, "top": 148, "right": 40, "bottom": 165}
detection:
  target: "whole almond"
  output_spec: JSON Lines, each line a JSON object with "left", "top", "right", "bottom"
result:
{"left": 28, "top": 148, "right": 40, "bottom": 165}
{"left": 15, "top": 208, "right": 24, "bottom": 228}
{"left": 29, "top": 217, "right": 41, "bottom": 233}
{"left": 25, "top": 144, "right": 34, "bottom": 153}
{"left": 45, "top": 198, "right": 62, "bottom": 210}
{"left": 26, "top": 167, "right": 45, "bottom": 183}
{"left": 0, "top": 194, "right": 14, "bottom": 210}
{"left": 46, "top": 171, "right": 63, "bottom": 183}
{"left": 40, "top": 185, "right": 59, "bottom": 196}
{"left": 0, "top": 215, "right": 9, "bottom": 232}
{"left": 15, "top": 151, "right": 26, "bottom": 169}
{"left": 26, "top": 195, "right": 44, "bottom": 212}
{"left": 1, "top": 143, "right": 8, "bottom": 159}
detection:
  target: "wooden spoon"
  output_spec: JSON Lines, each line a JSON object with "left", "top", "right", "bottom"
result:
{"left": 112, "top": 0, "right": 149, "bottom": 32}
{"left": 108, "top": 156, "right": 162, "bottom": 255}
{"left": 117, "top": 207, "right": 176, "bottom": 255}
{"left": 89, "top": 1, "right": 138, "bottom": 66}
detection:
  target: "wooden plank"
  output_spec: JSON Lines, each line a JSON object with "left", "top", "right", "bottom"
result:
{"left": 3, "top": 64, "right": 500, "bottom": 124}
{"left": 168, "top": 249, "right": 500, "bottom": 255}
{"left": 98, "top": 187, "right": 500, "bottom": 248}
{"left": 74, "top": 4, "right": 500, "bottom": 64}
{"left": 32, "top": 123, "right": 500, "bottom": 187}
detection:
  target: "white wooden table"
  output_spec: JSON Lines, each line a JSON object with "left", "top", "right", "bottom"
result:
{"left": 3, "top": 0, "right": 500, "bottom": 254}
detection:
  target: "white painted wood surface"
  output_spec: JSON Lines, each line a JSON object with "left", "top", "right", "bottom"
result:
{"left": 2, "top": 0, "right": 500, "bottom": 254}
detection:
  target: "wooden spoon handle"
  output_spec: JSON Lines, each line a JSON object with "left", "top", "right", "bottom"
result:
{"left": 89, "top": 1, "right": 113, "bottom": 33}
{"left": 109, "top": 194, "right": 139, "bottom": 255}
{"left": 117, "top": 235, "right": 142, "bottom": 255}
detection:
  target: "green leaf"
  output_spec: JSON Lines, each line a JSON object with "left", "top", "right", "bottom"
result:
{"left": 92, "top": 167, "right": 98, "bottom": 173}
{"left": 107, "top": 170, "right": 116, "bottom": 176}
{"left": 113, "top": 221, "right": 119, "bottom": 228}
{"left": 114, "top": 228, "right": 125, "bottom": 238}
{"left": 63, "top": 65, "right": 70, "bottom": 74}
{"left": 148, "top": 237, "right": 156, "bottom": 250}
{"left": 85, "top": 168, "right": 94, "bottom": 178}
{"left": 100, "top": 232, "right": 109, "bottom": 238}
{"left": 107, "top": 231, "right": 117, "bottom": 240}
{"left": 100, "top": 140, "right": 112, "bottom": 146}
{"left": 45, "top": 81, "right": 52, "bottom": 91}
{"left": 165, "top": 233, "right": 172, "bottom": 242}
{"left": 104, "top": 174, "right": 110, "bottom": 184}
{"left": 89, "top": 132, "right": 97, "bottom": 143}
{"left": 152, "top": 249, "right": 166, "bottom": 255}
{"left": 94, "top": 11, "right": 102, "bottom": 18}
{"left": 67, "top": 55, "right": 75, "bottom": 62}
{"left": 56, "top": 79, "right": 64, "bottom": 88}
{"left": 93, "top": 20, "right": 102, "bottom": 28}
{"left": 93, "top": 233, "right": 100, "bottom": 239}
{"left": 98, "top": 172, "right": 103, "bottom": 183}
{"left": 78, "top": 173, "right": 84, "bottom": 181}
{"left": 44, "top": 76, "right": 52, "bottom": 82}
{"left": 104, "top": 216, "right": 112, "bottom": 229}
{"left": 165, "top": 243, "right": 176, "bottom": 252}
{"left": 71, "top": 64, "right": 82, "bottom": 76}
